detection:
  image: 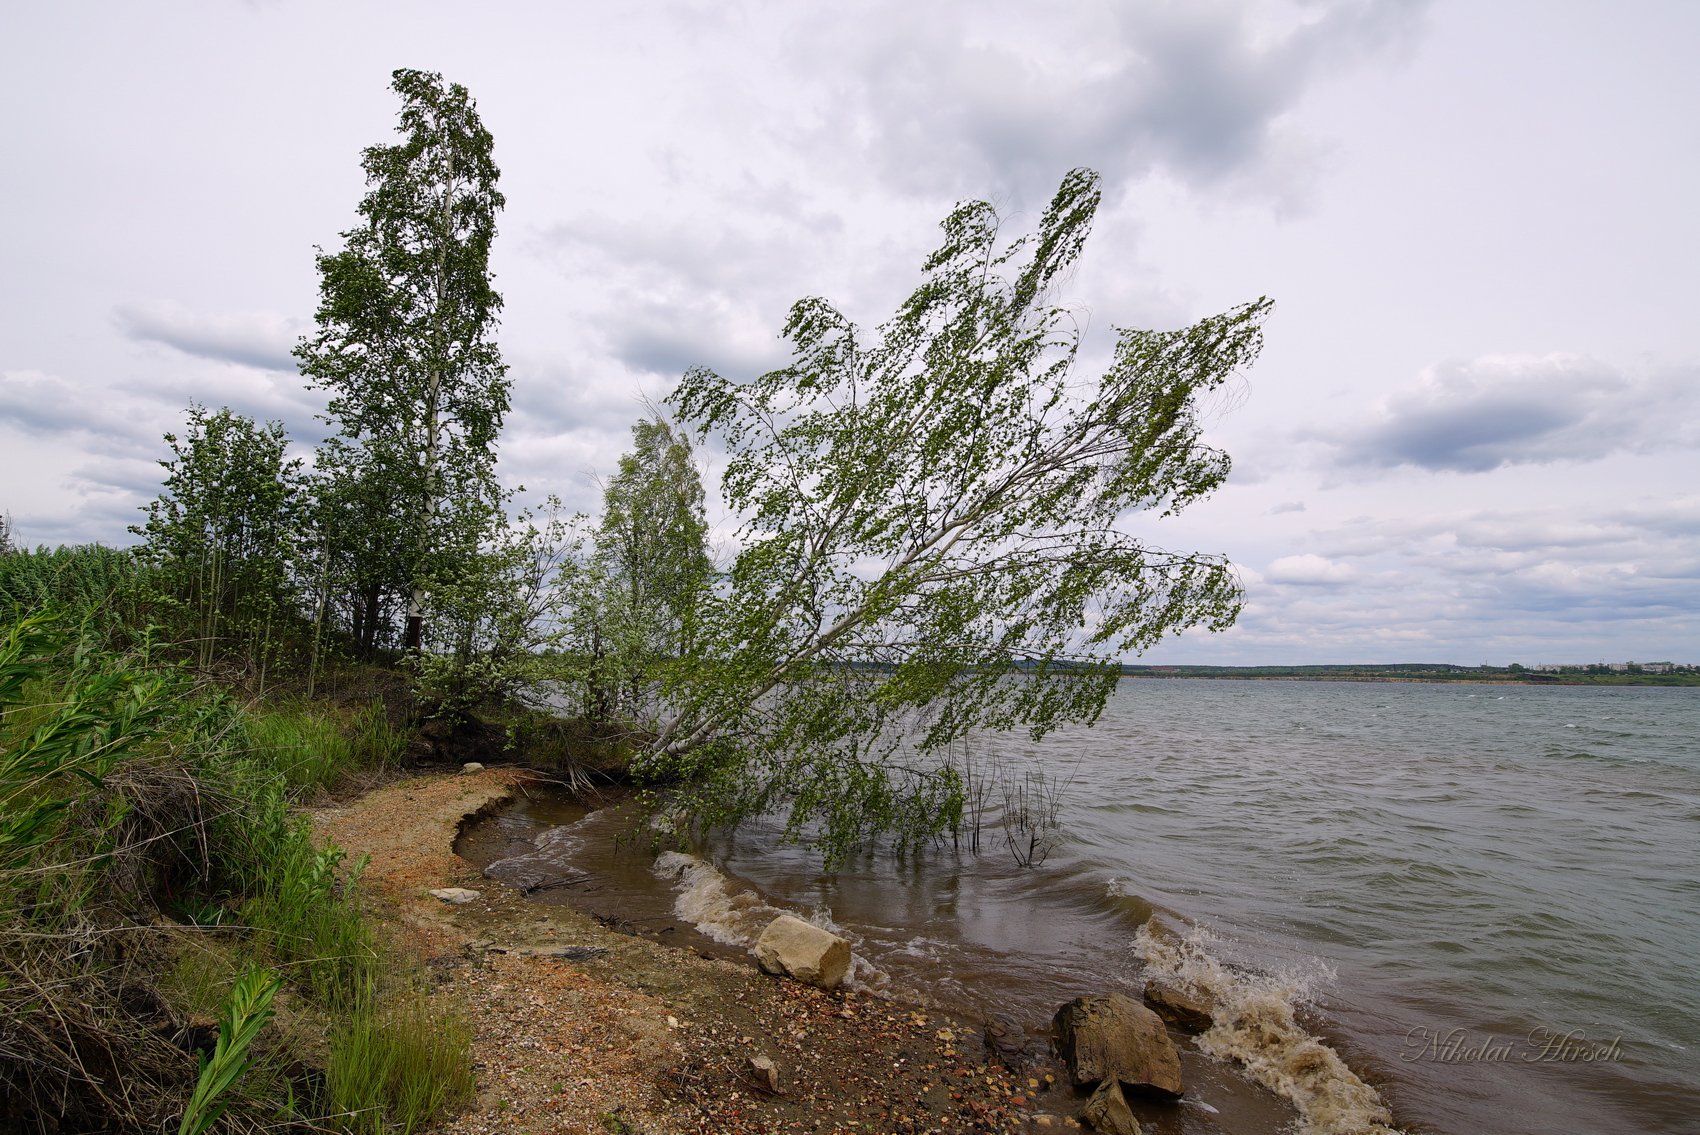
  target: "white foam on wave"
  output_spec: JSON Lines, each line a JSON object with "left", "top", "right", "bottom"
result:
{"left": 652, "top": 852, "right": 886, "bottom": 992}
{"left": 1134, "top": 923, "right": 1404, "bottom": 1135}
{"left": 532, "top": 820, "right": 590, "bottom": 858}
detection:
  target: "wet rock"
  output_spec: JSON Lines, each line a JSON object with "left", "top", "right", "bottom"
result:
{"left": 985, "top": 1012, "right": 1025, "bottom": 1062}
{"left": 985, "top": 1011, "right": 1048, "bottom": 1070}
{"left": 752, "top": 914, "right": 851, "bottom": 990}
{"left": 747, "top": 1054, "right": 782, "bottom": 1093}
{"left": 1142, "top": 980, "right": 1214, "bottom": 1033}
{"left": 1053, "top": 993, "right": 1182, "bottom": 1098}
{"left": 1081, "top": 1077, "right": 1142, "bottom": 1135}
{"left": 428, "top": 887, "right": 481, "bottom": 904}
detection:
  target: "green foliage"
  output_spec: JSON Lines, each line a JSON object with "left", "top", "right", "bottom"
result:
{"left": 586, "top": 418, "right": 714, "bottom": 721}
{"left": 237, "top": 811, "right": 377, "bottom": 1007}
{"left": 244, "top": 704, "right": 357, "bottom": 790}
{"left": 132, "top": 404, "right": 305, "bottom": 673}
{"left": 409, "top": 496, "right": 590, "bottom": 717}
{"left": 1, "top": 609, "right": 468, "bottom": 1127}
{"left": 649, "top": 168, "right": 1268, "bottom": 863}
{"left": 349, "top": 697, "right": 409, "bottom": 768}
{"left": 305, "top": 440, "right": 415, "bottom": 660}
{"left": 177, "top": 968, "right": 282, "bottom": 1135}
{"left": 324, "top": 987, "right": 475, "bottom": 1135}
{"left": 0, "top": 543, "right": 147, "bottom": 639}
{"left": 0, "top": 612, "right": 172, "bottom": 874}
{"left": 296, "top": 67, "right": 510, "bottom": 655}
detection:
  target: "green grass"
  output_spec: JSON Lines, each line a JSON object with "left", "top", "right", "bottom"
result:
{"left": 0, "top": 609, "right": 473, "bottom": 1132}
{"left": 325, "top": 987, "right": 476, "bottom": 1135}
{"left": 245, "top": 704, "right": 358, "bottom": 790}
{"left": 0, "top": 544, "right": 147, "bottom": 634}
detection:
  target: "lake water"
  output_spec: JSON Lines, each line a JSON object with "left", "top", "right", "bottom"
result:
{"left": 478, "top": 679, "right": 1700, "bottom": 1135}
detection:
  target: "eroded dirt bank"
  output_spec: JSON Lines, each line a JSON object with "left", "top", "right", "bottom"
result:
{"left": 310, "top": 769, "right": 1057, "bottom": 1135}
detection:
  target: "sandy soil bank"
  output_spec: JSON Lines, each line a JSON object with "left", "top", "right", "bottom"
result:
{"left": 310, "top": 769, "right": 1060, "bottom": 1135}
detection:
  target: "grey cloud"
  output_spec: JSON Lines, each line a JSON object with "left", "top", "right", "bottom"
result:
{"left": 797, "top": 0, "right": 1429, "bottom": 204}
{"left": 1323, "top": 355, "right": 1696, "bottom": 473}
{"left": 1269, "top": 500, "right": 1306, "bottom": 514}
{"left": 0, "top": 370, "right": 164, "bottom": 449}
{"left": 608, "top": 317, "right": 788, "bottom": 383}
{"left": 507, "top": 356, "right": 652, "bottom": 439}
{"left": 114, "top": 303, "right": 305, "bottom": 373}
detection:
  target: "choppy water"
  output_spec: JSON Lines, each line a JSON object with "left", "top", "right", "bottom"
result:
{"left": 481, "top": 679, "right": 1700, "bottom": 1135}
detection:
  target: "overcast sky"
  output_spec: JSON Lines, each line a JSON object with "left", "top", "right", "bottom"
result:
{"left": 3, "top": 0, "right": 1696, "bottom": 666}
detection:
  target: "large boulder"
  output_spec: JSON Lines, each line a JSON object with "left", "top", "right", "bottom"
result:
{"left": 1142, "top": 980, "right": 1214, "bottom": 1033}
{"left": 1053, "top": 993, "right": 1183, "bottom": 1098}
{"left": 1081, "top": 1077, "right": 1142, "bottom": 1135}
{"left": 753, "top": 914, "right": 851, "bottom": 990}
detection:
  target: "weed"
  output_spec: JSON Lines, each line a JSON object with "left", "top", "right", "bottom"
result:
{"left": 178, "top": 967, "right": 282, "bottom": 1135}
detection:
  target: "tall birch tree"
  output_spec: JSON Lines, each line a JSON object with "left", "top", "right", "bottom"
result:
{"left": 296, "top": 68, "right": 509, "bottom": 653}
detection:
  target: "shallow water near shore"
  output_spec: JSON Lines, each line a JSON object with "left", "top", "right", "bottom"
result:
{"left": 471, "top": 679, "right": 1700, "bottom": 1135}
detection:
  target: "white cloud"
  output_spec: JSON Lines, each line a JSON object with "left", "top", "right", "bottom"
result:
{"left": 1265, "top": 552, "right": 1356, "bottom": 584}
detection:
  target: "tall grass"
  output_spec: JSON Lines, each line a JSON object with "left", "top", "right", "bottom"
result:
{"left": 325, "top": 988, "right": 476, "bottom": 1135}
{"left": 0, "top": 611, "right": 472, "bottom": 1132}
{"left": 0, "top": 544, "right": 146, "bottom": 629}
{"left": 244, "top": 706, "right": 356, "bottom": 790}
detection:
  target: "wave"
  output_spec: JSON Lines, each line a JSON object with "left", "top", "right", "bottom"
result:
{"left": 652, "top": 852, "right": 886, "bottom": 992}
{"left": 1133, "top": 923, "right": 1405, "bottom": 1135}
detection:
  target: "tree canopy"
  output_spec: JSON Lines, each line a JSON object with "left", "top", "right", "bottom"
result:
{"left": 295, "top": 67, "right": 509, "bottom": 654}
{"left": 641, "top": 168, "right": 1269, "bottom": 862}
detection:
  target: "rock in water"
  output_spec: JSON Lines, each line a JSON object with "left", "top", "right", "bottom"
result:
{"left": 753, "top": 914, "right": 852, "bottom": 990}
{"left": 428, "top": 887, "right": 481, "bottom": 904}
{"left": 1053, "top": 993, "right": 1183, "bottom": 1097}
{"left": 1081, "top": 1077, "right": 1143, "bottom": 1135}
{"left": 1142, "top": 980, "right": 1215, "bottom": 1033}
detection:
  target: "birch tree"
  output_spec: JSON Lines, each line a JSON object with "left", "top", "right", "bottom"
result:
{"left": 646, "top": 168, "right": 1271, "bottom": 864}
{"left": 295, "top": 68, "right": 509, "bottom": 653}
{"left": 590, "top": 418, "right": 714, "bottom": 718}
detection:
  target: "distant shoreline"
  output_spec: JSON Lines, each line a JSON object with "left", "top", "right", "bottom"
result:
{"left": 1118, "top": 669, "right": 1700, "bottom": 687}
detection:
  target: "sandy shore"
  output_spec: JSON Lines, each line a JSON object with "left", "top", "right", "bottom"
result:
{"left": 310, "top": 769, "right": 1062, "bottom": 1135}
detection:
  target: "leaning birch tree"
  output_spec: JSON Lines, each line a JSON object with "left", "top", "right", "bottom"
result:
{"left": 644, "top": 168, "right": 1271, "bottom": 864}
{"left": 295, "top": 68, "right": 509, "bottom": 653}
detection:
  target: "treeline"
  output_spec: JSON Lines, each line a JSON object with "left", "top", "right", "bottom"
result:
{"left": 1120, "top": 663, "right": 1700, "bottom": 685}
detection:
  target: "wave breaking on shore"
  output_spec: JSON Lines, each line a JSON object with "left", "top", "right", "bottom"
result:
{"left": 1133, "top": 922, "right": 1404, "bottom": 1135}
{"left": 652, "top": 852, "right": 887, "bottom": 992}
